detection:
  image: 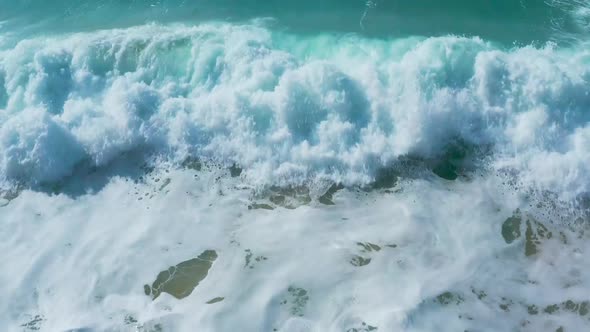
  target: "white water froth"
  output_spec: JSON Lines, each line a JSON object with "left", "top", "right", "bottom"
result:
{"left": 0, "top": 22, "right": 589, "bottom": 198}
{"left": 1, "top": 168, "right": 589, "bottom": 331}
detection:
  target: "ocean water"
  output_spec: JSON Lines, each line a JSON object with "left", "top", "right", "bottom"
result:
{"left": 1, "top": 1, "right": 590, "bottom": 331}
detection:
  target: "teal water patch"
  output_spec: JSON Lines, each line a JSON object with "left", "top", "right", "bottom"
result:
{"left": 2, "top": 0, "right": 586, "bottom": 44}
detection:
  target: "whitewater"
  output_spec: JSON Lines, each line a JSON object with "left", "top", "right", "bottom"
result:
{"left": 1, "top": 0, "right": 589, "bottom": 331}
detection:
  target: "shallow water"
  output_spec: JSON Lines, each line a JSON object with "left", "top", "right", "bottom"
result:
{"left": 1, "top": 1, "right": 590, "bottom": 331}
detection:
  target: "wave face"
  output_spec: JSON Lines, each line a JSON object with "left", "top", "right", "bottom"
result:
{"left": 1, "top": 22, "right": 589, "bottom": 198}
{"left": 1, "top": 1, "right": 590, "bottom": 332}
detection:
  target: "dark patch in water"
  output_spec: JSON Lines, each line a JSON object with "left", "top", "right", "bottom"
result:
{"left": 527, "top": 304, "right": 539, "bottom": 315}
{"left": 248, "top": 203, "right": 275, "bottom": 210}
{"left": 346, "top": 322, "right": 378, "bottom": 332}
{"left": 435, "top": 291, "right": 464, "bottom": 306}
{"left": 145, "top": 250, "right": 217, "bottom": 300}
{"left": 244, "top": 249, "right": 267, "bottom": 269}
{"left": 349, "top": 241, "right": 386, "bottom": 267}
{"left": 371, "top": 168, "right": 398, "bottom": 189}
{"left": 471, "top": 287, "right": 487, "bottom": 300}
{"left": 540, "top": 300, "right": 589, "bottom": 316}
{"left": 181, "top": 157, "right": 202, "bottom": 171}
{"left": 432, "top": 162, "right": 459, "bottom": 180}
{"left": 229, "top": 164, "right": 242, "bottom": 177}
{"left": 124, "top": 315, "right": 138, "bottom": 324}
{"left": 0, "top": 198, "right": 10, "bottom": 207}
{"left": 21, "top": 315, "right": 44, "bottom": 330}
{"left": 525, "top": 219, "right": 552, "bottom": 257}
{"left": 319, "top": 183, "right": 344, "bottom": 205}
{"left": 350, "top": 255, "right": 371, "bottom": 267}
{"left": 502, "top": 214, "right": 522, "bottom": 244}
{"left": 0, "top": 69, "right": 7, "bottom": 109}
{"left": 544, "top": 304, "right": 560, "bottom": 314}
{"left": 0, "top": 186, "right": 22, "bottom": 207}
{"left": 270, "top": 194, "right": 286, "bottom": 205}
{"left": 244, "top": 249, "right": 253, "bottom": 268}
{"left": 158, "top": 178, "right": 171, "bottom": 191}
{"left": 206, "top": 297, "right": 224, "bottom": 304}
{"left": 431, "top": 141, "right": 470, "bottom": 180}
{"left": 501, "top": 210, "right": 560, "bottom": 257}
{"left": 357, "top": 242, "right": 381, "bottom": 252}
{"left": 267, "top": 186, "right": 312, "bottom": 209}
{"left": 282, "top": 286, "right": 309, "bottom": 317}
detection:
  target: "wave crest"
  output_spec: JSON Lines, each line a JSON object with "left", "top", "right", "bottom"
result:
{"left": 0, "top": 23, "right": 589, "bottom": 200}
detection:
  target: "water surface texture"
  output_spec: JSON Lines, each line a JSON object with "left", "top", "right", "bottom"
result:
{"left": 1, "top": 0, "right": 590, "bottom": 331}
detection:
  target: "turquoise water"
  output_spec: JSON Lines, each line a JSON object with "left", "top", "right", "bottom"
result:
{"left": 1, "top": 0, "right": 587, "bottom": 43}
{"left": 1, "top": 1, "right": 590, "bottom": 331}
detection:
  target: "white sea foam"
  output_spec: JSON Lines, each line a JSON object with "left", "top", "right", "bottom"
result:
{"left": 1, "top": 167, "right": 589, "bottom": 331}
